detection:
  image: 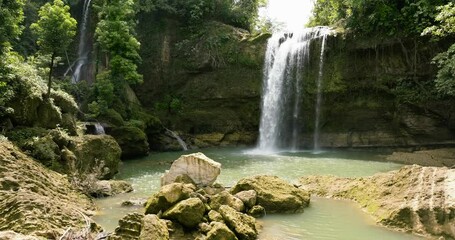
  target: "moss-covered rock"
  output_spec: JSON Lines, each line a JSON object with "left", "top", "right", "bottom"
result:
{"left": 209, "top": 191, "right": 245, "bottom": 212}
{"left": 144, "top": 183, "right": 196, "bottom": 215}
{"left": 70, "top": 135, "right": 122, "bottom": 179}
{"left": 219, "top": 205, "right": 257, "bottom": 240}
{"left": 139, "top": 214, "right": 169, "bottom": 240}
{"left": 0, "top": 141, "right": 95, "bottom": 237}
{"left": 231, "top": 175, "right": 310, "bottom": 214}
{"left": 162, "top": 197, "right": 206, "bottom": 228}
{"left": 109, "top": 126, "right": 149, "bottom": 159}
{"left": 206, "top": 222, "right": 238, "bottom": 240}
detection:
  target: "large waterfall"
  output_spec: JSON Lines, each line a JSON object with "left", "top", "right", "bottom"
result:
{"left": 67, "top": 0, "right": 92, "bottom": 83}
{"left": 256, "top": 27, "right": 331, "bottom": 153}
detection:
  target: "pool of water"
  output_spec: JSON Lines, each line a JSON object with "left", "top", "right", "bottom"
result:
{"left": 93, "top": 148, "right": 424, "bottom": 239}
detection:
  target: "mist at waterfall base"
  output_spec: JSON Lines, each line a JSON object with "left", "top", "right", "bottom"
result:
{"left": 254, "top": 27, "right": 331, "bottom": 154}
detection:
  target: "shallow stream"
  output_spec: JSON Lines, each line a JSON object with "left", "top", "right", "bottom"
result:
{"left": 94, "top": 148, "right": 424, "bottom": 240}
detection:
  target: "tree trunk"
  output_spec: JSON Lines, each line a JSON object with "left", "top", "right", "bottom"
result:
{"left": 47, "top": 52, "right": 56, "bottom": 99}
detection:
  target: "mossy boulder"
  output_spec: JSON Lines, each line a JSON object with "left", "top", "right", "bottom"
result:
{"left": 139, "top": 214, "right": 169, "bottom": 240}
{"left": 209, "top": 191, "right": 245, "bottom": 212}
{"left": 219, "top": 205, "right": 257, "bottom": 240}
{"left": 162, "top": 198, "right": 206, "bottom": 228}
{"left": 70, "top": 135, "right": 122, "bottom": 179}
{"left": 206, "top": 222, "right": 238, "bottom": 240}
{"left": 231, "top": 175, "right": 310, "bottom": 214}
{"left": 144, "top": 183, "right": 196, "bottom": 215}
{"left": 109, "top": 126, "right": 149, "bottom": 159}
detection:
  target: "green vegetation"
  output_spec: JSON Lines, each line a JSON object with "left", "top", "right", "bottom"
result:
{"left": 31, "top": 0, "right": 77, "bottom": 98}
{"left": 138, "top": 0, "right": 266, "bottom": 31}
{"left": 91, "top": 0, "right": 142, "bottom": 115}
{"left": 423, "top": 3, "right": 455, "bottom": 96}
{"left": 0, "top": 0, "right": 25, "bottom": 54}
{"left": 309, "top": 0, "right": 450, "bottom": 38}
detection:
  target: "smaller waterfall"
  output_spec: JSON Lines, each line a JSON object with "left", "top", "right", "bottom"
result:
{"left": 165, "top": 128, "right": 188, "bottom": 151}
{"left": 313, "top": 34, "right": 328, "bottom": 151}
{"left": 94, "top": 123, "right": 105, "bottom": 135}
{"left": 69, "top": 0, "right": 92, "bottom": 83}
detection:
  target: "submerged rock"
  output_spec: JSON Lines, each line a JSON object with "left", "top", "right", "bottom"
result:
{"left": 0, "top": 141, "right": 95, "bottom": 237}
{"left": 90, "top": 180, "right": 133, "bottom": 197}
{"left": 299, "top": 165, "right": 455, "bottom": 238}
{"left": 161, "top": 152, "right": 221, "bottom": 186}
{"left": 231, "top": 175, "right": 310, "bottom": 213}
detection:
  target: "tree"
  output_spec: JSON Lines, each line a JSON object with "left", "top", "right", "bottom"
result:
{"left": 423, "top": 2, "right": 455, "bottom": 96}
{"left": 94, "top": 0, "right": 142, "bottom": 111}
{"left": 0, "top": 0, "right": 25, "bottom": 54}
{"left": 31, "top": 0, "right": 77, "bottom": 98}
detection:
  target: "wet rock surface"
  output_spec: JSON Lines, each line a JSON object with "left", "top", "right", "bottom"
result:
{"left": 299, "top": 165, "right": 455, "bottom": 238}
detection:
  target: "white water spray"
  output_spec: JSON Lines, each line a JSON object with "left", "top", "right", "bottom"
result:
{"left": 256, "top": 27, "right": 331, "bottom": 153}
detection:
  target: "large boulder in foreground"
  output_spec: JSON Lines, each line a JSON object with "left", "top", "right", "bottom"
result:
{"left": 299, "top": 165, "right": 455, "bottom": 239}
{"left": 0, "top": 141, "right": 95, "bottom": 238}
{"left": 230, "top": 175, "right": 310, "bottom": 213}
{"left": 139, "top": 214, "right": 169, "bottom": 240}
{"left": 161, "top": 152, "right": 221, "bottom": 186}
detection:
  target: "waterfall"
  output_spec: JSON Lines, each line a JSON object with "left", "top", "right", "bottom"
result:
{"left": 94, "top": 123, "right": 105, "bottom": 135}
{"left": 313, "top": 34, "right": 328, "bottom": 151}
{"left": 69, "top": 0, "right": 92, "bottom": 83}
{"left": 256, "top": 27, "right": 331, "bottom": 153}
{"left": 165, "top": 128, "right": 188, "bottom": 151}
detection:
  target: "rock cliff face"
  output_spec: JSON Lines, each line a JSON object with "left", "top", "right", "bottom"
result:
{"left": 0, "top": 141, "right": 96, "bottom": 238}
{"left": 135, "top": 16, "right": 266, "bottom": 148}
{"left": 299, "top": 165, "right": 455, "bottom": 238}
{"left": 135, "top": 16, "right": 455, "bottom": 148}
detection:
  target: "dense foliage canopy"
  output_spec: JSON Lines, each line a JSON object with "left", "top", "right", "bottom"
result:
{"left": 0, "top": 0, "right": 25, "bottom": 54}
{"left": 138, "top": 0, "right": 266, "bottom": 31}
{"left": 309, "top": 0, "right": 450, "bottom": 38}
{"left": 423, "top": 3, "right": 455, "bottom": 96}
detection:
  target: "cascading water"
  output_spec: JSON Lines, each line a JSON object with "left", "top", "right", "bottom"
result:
{"left": 313, "top": 34, "right": 328, "bottom": 151}
{"left": 256, "top": 27, "right": 331, "bottom": 153}
{"left": 165, "top": 128, "right": 189, "bottom": 151}
{"left": 67, "top": 0, "right": 92, "bottom": 83}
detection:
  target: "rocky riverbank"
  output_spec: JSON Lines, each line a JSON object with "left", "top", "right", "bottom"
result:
{"left": 386, "top": 148, "right": 455, "bottom": 167}
{"left": 0, "top": 140, "right": 98, "bottom": 239}
{"left": 299, "top": 165, "right": 455, "bottom": 239}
